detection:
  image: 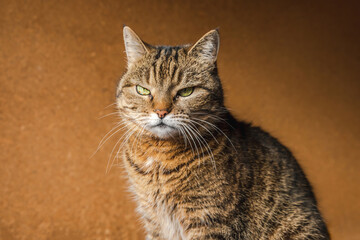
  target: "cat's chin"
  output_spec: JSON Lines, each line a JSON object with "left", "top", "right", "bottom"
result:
{"left": 147, "top": 124, "right": 179, "bottom": 140}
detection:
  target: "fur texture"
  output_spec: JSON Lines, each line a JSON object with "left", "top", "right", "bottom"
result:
{"left": 114, "top": 26, "right": 330, "bottom": 239}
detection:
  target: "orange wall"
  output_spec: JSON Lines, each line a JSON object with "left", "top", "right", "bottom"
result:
{"left": 0, "top": 1, "right": 359, "bottom": 239}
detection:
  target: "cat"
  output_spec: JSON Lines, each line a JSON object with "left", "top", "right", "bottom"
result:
{"left": 114, "top": 26, "right": 330, "bottom": 240}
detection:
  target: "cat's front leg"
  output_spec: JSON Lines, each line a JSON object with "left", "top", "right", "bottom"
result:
{"left": 184, "top": 225, "right": 233, "bottom": 240}
{"left": 180, "top": 211, "right": 235, "bottom": 240}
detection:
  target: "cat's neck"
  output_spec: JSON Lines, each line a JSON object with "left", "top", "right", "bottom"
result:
{"left": 128, "top": 133, "right": 185, "bottom": 152}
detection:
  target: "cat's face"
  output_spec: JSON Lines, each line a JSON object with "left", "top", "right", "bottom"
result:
{"left": 116, "top": 27, "right": 224, "bottom": 139}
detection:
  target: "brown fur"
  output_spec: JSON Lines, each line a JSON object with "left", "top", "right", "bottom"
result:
{"left": 114, "top": 27, "right": 330, "bottom": 239}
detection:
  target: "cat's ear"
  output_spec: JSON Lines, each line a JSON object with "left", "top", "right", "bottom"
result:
{"left": 188, "top": 29, "right": 220, "bottom": 63}
{"left": 123, "top": 26, "right": 149, "bottom": 67}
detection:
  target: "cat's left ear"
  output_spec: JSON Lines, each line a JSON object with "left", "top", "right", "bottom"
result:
{"left": 123, "top": 26, "right": 149, "bottom": 68}
{"left": 188, "top": 29, "right": 220, "bottom": 64}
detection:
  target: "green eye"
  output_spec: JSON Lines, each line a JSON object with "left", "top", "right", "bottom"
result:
{"left": 178, "top": 87, "right": 194, "bottom": 97}
{"left": 136, "top": 85, "right": 151, "bottom": 95}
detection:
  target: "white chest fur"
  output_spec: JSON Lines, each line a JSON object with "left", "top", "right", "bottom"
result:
{"left": 155, "top": 201, "right": 186, "bottom": 240}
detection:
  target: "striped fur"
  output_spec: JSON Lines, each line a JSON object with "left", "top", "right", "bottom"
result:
{"left": 115, "top": 27, "right": 330, "bottom": 239}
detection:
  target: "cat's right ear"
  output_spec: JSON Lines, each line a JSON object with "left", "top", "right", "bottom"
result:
{"left": 123, "top": 26, "right": 149, "bottom": 68}
{"left": 187, "top": 29, "right": 220, "bottom": 64}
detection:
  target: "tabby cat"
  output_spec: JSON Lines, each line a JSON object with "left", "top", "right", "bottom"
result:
{"left": 114, "top": 26, "right": 330, "bottom": 239}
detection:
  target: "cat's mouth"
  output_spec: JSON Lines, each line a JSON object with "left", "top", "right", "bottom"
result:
{"left": 148, "top": 122, "right": 177, "bottom": 138}
{"left": 154, "top": 122, "right": 172, "bottom": 128}
{"left": 153, "top": 122, "right": 174, "bottom": 129}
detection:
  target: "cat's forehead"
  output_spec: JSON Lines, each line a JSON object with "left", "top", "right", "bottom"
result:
{"left": 149, "top": 46, "right": 188, "bottom": 68}
{"left": 130, "top": 46, "right": 190, "bottom": 86}
{"left": 152, "top": 46, "right": 185, "bottom": 59}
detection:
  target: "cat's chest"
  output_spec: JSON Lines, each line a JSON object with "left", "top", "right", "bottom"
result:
{"left": 127, "top": 152, "right": 184, "bottom": 185}
{"left": 134, "top": 171, "right": 185, "bottom": 239}
{"left": 127, "top": 155, "right": 187, "bottom": 239}
{"left": 153, "top": 199, "right": 185, "bottom": 240}
{"left": 125, "top": 154, "right": 177, "bottom": 197}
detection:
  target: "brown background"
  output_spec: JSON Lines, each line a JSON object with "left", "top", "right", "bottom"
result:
{"left": 0, "top": 0, "right": 359, "bottom": 239}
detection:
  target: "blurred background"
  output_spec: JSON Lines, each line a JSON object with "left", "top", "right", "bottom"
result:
{"left": 0, "top": 0, "right": 359, "bottom": 239}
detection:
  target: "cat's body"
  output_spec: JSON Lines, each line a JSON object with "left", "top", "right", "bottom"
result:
{"left": 115, "top": 27, "right": 329, "bottom": 239}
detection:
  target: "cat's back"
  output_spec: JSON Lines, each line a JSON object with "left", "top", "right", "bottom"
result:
{"left": 232, "top": 117, "right": 303, "bottom": 170}
{"left": 228, "top": 117, "right": 330, "bottom": 239}
{"left": 232, "top": 118, "right": 316, "bottom": 200}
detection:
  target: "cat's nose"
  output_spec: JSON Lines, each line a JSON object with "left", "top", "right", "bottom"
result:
{"left": 154, "top": 109, "right": 169, "bottom": 119}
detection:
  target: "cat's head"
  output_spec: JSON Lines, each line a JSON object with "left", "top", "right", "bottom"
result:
{"left": 116, "top": 26, "right": 225, "bottom": 139}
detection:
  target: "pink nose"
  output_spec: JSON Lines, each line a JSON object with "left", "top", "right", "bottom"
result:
{"left": 154, "top": 109, "right": 169, "bottom": 119}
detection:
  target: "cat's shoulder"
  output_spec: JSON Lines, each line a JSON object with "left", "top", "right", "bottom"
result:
{"left": 229, "top": 115, "right": 292, "bottom": 156}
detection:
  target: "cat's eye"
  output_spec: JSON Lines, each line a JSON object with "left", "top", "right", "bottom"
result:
{"left": 177, "top": 87, "right": 194, "bottom": 97}
{"left": 136, "top": 85, "right": 151, "bottom": 95}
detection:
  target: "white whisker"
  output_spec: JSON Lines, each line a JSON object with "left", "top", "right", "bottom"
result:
{"left": 90, "top": 121, "right": 128, "bottom": 159}
{"left": 186, "top": 123, "right": 216, "bottom": 171}
{"left": 106, "top": 125, "right": 135, "bottom": 174}
{"left": 97, "top": 112, "right": 121, "bottom": 119}
{"left": 192, "top": 117, "right": 237, "bottom": 153}
{"left": 104, "top": 102, "right": 117, "bottom": 109}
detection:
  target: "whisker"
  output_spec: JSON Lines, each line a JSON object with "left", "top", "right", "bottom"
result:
{"left": 97, "top": 112, "right": 121, "bottom": 120}
{"left": 106, "top": 125, "right": 136, "bottom": 174}
{"left": 172, "top": 117, "right": 219, "bottom": 144}
{"left": 192, "top": 117, "right": 237, "bottom": 153}
{"left": 97, "top": 122, "right": 129, "bottom": 149}
{"left": 134, "top": 124, "right": 148, "bottom": 157}
{"left": 131, "top": 123, "right": 148, "bottom": 155}
{"left": 114, "top": 127, "right": 137, "bottom": 169}
{"left": 104, "top": 102, "right": 117, "bottom": 109}
{"left": 186, "top": 123, "right": 216, "bottom": 171}
{"left": 90, "top": 121, "right": 128, "bottom": 159}
{"left": 106, "top": 126, "right": 132, "bottom": 174}
{"left": 179, "top": 125, "right": 194, "bottom": 156}
{"left": 190, "top": 112, "right": 235, "bottom": 130}
{"left": 180, "top": 124, "right": 205, "bottom": 167}
{"left": 180, "top": 123, "right": 201, "bottom": 163}
{"left": 178, "top": 127, "right": 188, "bottom": 149}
